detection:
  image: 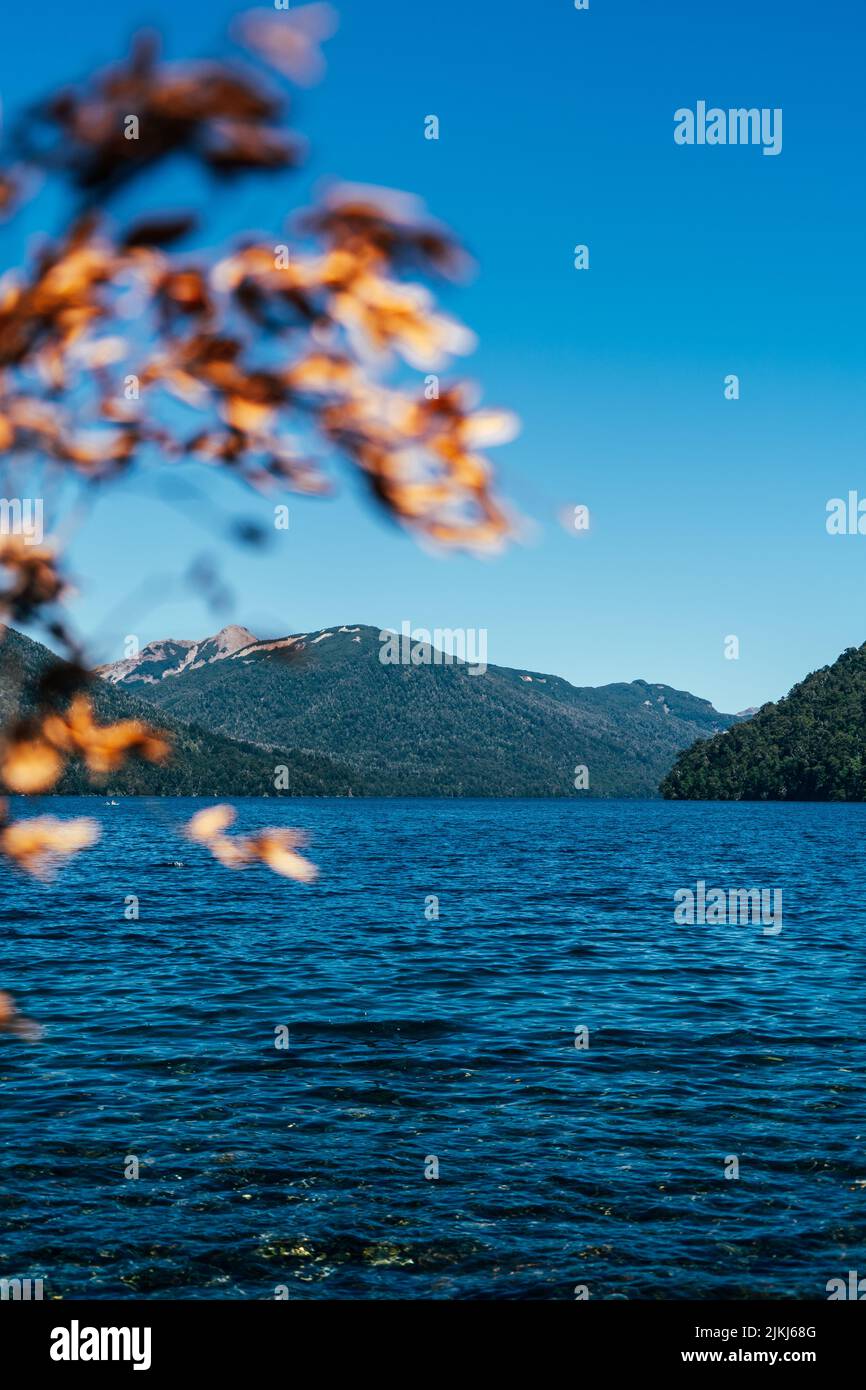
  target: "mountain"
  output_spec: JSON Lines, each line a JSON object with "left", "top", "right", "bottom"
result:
{"left": 660, "top": 643, "right": 866, "bottom": 801}
{"left": 98, "top": 623, "right": 736, "bottom": 798}
{"left": 97, "top": 625, "right": 259, "bottom": 686}
{"left": 0, "top": 627, "right": 362, "bottom": 797}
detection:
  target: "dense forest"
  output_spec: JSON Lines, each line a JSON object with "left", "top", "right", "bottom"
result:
{"left": 101, "top": 623, "right": 736, "bottom": 798}
{"left": 661, "top": 643, "right": 866, "bottom": 800}
{"left": 0, "top": 628, "right": 362, "bottom": 797}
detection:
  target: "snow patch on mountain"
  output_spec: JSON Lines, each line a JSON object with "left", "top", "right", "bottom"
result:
{"left": 98, "top": 625, "right": 260, "bottom": 685}
{"left": 230, "top": 636, "right": 305, "bottom": 659}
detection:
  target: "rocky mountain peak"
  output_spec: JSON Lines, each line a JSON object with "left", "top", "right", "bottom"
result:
{"left": 211, "top": 625, "right": 259, "bottom": 657}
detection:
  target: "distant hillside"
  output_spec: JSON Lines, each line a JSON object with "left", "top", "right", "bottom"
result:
{"left": 98, "top": 622, "right": 736, "bottom": 798}
{"left": 97, "top": 624, "right": 258, "bottom": 686}
{"left": 0, "top": 628, "right": 362, "bottom": 797}
{"left": 661, "top": 643, "right": 866, "bottom": 801}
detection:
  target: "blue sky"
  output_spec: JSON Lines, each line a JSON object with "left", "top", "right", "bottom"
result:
{"left": 3, "top": 0, "right": 865, "bottom": 711}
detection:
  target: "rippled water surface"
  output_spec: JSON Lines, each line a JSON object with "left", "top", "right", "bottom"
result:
{"left": 1, "top": 797, "right": 865, "bottom": 1299}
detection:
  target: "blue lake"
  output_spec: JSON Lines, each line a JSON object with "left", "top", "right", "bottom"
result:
{"left": 0, "top": 797, "right": 864, "bottom": 1299}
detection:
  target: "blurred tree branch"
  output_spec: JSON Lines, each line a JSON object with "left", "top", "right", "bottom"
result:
{"left": 0, "top": 5, "right": 518, "bottom": 918}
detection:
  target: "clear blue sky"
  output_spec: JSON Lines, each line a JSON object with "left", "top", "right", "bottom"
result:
{"left": 4, "top": 0, "right": 865, "bottom": 712}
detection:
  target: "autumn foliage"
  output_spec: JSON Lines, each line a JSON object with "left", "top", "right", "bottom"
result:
{"left": 0, "top": 6, "right": 517, "bottom": 910}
